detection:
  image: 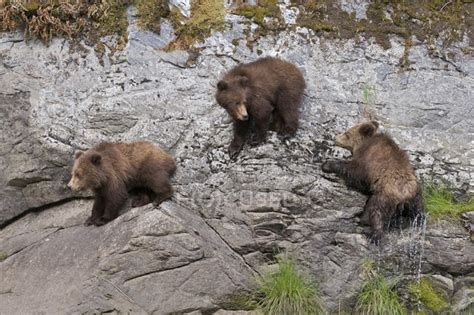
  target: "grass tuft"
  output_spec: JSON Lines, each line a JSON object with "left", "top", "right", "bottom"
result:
{"left": 250, "top": 256, "right": 325, "bottom": 315}
{"left": 356, "top": 260, "right": 406, "bottom": 315}
{"left": 423, "top": 184, "right": 474, "bottom": 219}
{"left": 408, "top": 277, "right": 450, "bottom": 313}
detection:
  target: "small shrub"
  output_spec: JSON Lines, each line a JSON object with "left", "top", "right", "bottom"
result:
{"left": 251, "top": 256, "right": 325, "bottom": 315}
{"left": 423, "top": 184, "right": 474, "bottom": 219}
{"left": 361, "top": 83, "right": 376, "bottom": 120}
{"left": 408, "top": 277, "right": 450, "bottom": 313}
{"left": 356, "top": 260, "right": 406, "bottom": 315}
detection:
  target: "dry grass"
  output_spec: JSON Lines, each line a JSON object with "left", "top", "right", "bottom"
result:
{"left": 0, "top": 0, "right": 127, "bottom": 44}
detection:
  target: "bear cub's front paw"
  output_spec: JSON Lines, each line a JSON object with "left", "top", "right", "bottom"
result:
{"left": 248, "top": 134, "right": 265, "bottom": 146}
{"left": 321, "top": 161, "right": 338, "bottom": 173}
{"left": 369, "top": 230, "right": 383, "bottom": 246}
{"left": 228, "top": 143, "right": 243, "bottom": 159}
{"left": 84, "top": 216, "right": 95, "bottom": 226}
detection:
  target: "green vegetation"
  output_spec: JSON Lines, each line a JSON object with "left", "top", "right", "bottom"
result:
{"left": 362, "top": 84, "right": 374, "bottom": 106}
{"left": 355, "top": 260, "right": 406, "bottom": 315}
{"left": 408, "top": 277, "right": 450, "bottom": 313}
{"left": 234, "top": 0, "right": 281, "bottom": 28}
{"left": 133, "top": 0, "right": 169, "bottom": 33}
{"left": 423, "top": 184, "right": 474, "bottom": 219}
{"left": 361, "top": 83, "right": 376, "bottom": 120}
{"left": 0, "top": 250, "right": 8, "bottom": 262}
{"left": 166, "top": 0, "right": 225, "bottom": 51}
{"left": 250, "top": 256, "right": 325, "bottom": 315}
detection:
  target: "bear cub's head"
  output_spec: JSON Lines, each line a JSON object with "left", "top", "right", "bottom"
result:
{"left": 215, "top": 76, "right": 250, "bottom": 122}
{"left": 68, "top": 150, "right": 105, "bottom": 192}
{"left": 335, "top": 120, "right": 379, "bottom": 152}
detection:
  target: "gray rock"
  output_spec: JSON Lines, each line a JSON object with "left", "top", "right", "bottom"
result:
{"left": 453, "top": 277, "right": 474, "bottom": 312}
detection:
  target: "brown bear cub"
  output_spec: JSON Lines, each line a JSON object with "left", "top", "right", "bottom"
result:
{"left": 322, "top": 121, "right": 424, "bottom": 243}
{"left": 68, "top": 141, "right": 176, "bottom": 226}
{"left": 215, "top": 57, "right": 306, "bottom": 158}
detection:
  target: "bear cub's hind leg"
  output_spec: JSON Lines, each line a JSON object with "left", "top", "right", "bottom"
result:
{"left": 142, "top": 170, "right": 174, "bottom": 206}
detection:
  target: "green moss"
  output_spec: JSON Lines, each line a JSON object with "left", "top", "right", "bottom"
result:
{"left": 408, "top": 278, "right": 450, "bottom": 313}
{"left": 235, "top": 0, "right": 279, "bottom": 27}
{"left": 167, "top": 0, "right": 226, "bottom": 51}
{"left": 0, "top": 250, "right": 8, "bottom": 262}
{"left": 423, "top": 184, "right": 474, "bottom": 220}
{"left": 356, "top": 260, "right": 407, "bottom": 315}
{"left": 132, "top": 0, "right": 169, "bottom": 33}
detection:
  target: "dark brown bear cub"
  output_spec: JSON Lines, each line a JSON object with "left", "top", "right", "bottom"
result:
{"left": 322, "top": 121, "right": 424, "bottom": 243}
{"left": 68, "top": 141, "right": 176, "bottom": 226}
{"left": 215, "top": 57, "right": 306, "bottom": 158}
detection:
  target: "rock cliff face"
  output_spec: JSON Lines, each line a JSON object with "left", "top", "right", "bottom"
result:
{"left": 0, "top": 4, "right": 473, "bottom": 314}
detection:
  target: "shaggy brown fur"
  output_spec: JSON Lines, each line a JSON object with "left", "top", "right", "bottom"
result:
{"left": 215, "top": 57, "right": 306, "bottom": 158}
{"left": 68, "top": 141, "right": 176, "bottom": 226}
{"left": 322, "top": 121, "right": 424, "bottom": 243}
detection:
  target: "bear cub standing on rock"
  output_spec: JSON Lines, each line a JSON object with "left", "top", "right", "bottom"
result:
{"left": 322, "top": 121, "right": 424, "bottom": 243}
{"left": 68, "top": 141, "right": 176, "bottom": 226}
{"left": 216, "top": 57, "right": 306, "bottom": 158}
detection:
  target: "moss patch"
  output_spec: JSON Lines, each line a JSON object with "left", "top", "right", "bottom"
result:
{"left": 297, "top": 1, "right": 474, "bottom": 49}
{"left": 408, "top": 277, "right": 450, "bottom": 313}
{"left": 132, "top": 0, "right": 169, "bottom": 33}
{"left": 234, "top": 0, "right": 281, "bottom": 28}
{"left": 0, "top": 250, "right": 8, "bottom": 262}
{"left": 166, "top": 0, "right": 225, "bottom": 51}
{"left": 233, "top": 1, "right": 474, "bottom": 65}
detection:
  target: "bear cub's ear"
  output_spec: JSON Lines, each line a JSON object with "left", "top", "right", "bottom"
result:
{"left": 74, "top": 150, "right": 83, "bottom": 159}
{"left": 90, "top": 153, "right": 102, "bottom": 165}
{"left": 370, "top": 120, "right": 380, "bottom": 129}
{"left": 217, "top": 81, "right": 228, "bottom": 90}
{"left": 360, "top": 123, "right": 377, "bottom": 137}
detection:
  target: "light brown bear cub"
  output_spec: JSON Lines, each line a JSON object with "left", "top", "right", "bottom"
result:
{"left": 322, "top": 121, "right": 424, "bottom": 243}
{"left": 216, "top": 57, "right": 306, "bottom": 158}
{"left": 68, "top": 141, "right": 176, "bottom": 226}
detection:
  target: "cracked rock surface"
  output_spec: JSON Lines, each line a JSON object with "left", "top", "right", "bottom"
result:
{"left": 1, "top": 6, "right": 473, "bottom": 314}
